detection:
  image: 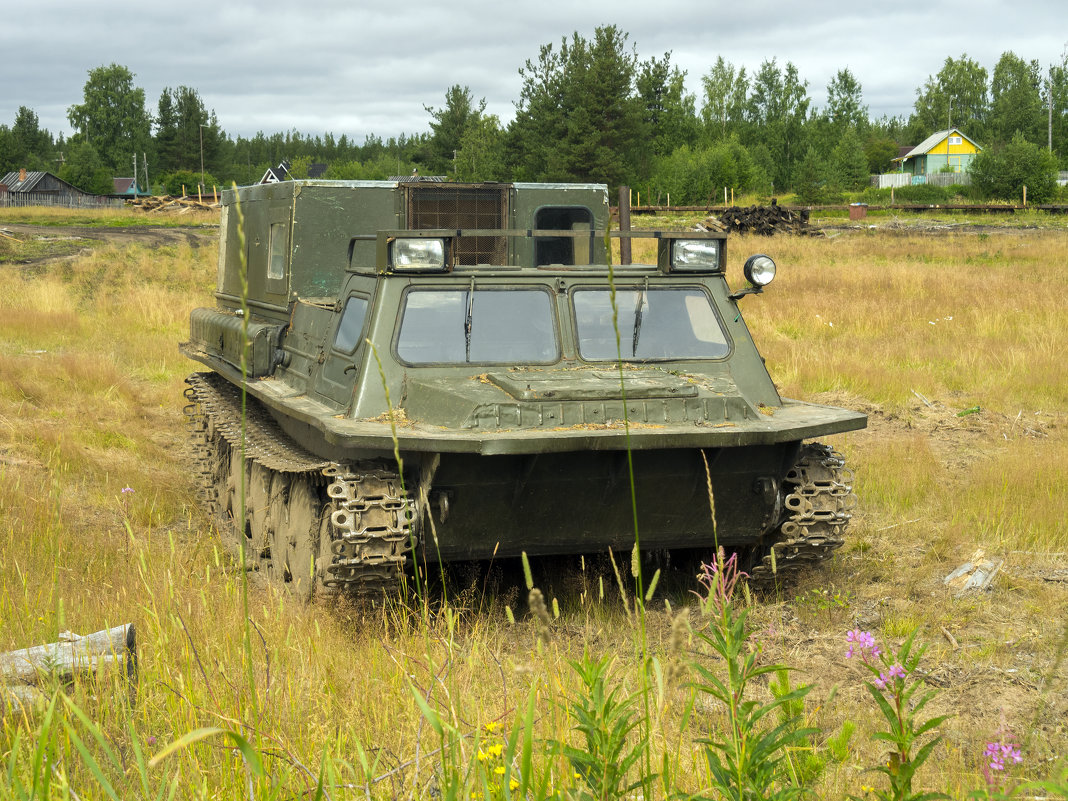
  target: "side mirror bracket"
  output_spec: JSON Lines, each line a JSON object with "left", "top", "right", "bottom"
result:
{"left": 729, "top": 285, "right": 764, "bottom": 302}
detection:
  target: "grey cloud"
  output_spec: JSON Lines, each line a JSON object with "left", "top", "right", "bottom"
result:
{"left": 3, "top": 0, "right": 1064, "bottom": 142}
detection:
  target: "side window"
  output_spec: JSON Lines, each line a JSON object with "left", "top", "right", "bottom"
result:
{"left": 535, "top": 206, "right": 594, "bottom": 266}
{"left": 333, "top": 296, "right": 369, "bottom": 354}
{"left": 268, "top": 222, "right": 287, "bottom": 280}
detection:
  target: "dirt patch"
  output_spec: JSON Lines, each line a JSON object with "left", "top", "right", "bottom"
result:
{"left": 0, "top": 223, "right": 216, "bottom": 265}
{"left": 819, "top": 389, "right": 1056, "bottom": 458}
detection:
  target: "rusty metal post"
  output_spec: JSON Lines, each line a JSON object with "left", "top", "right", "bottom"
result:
{"left": 618, "top": 185, "right": 632, "bottom": 266}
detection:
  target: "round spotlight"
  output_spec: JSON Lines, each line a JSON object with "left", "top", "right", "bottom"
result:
{"left": 743, "top": 254, "right": 776, "bottom": 287}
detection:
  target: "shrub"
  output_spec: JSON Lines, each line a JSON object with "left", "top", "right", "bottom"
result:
{"left": 325, "top": 155, "right": 413, "bottom": 181}
{"left": 793, "top": 146, "right": 842, "bottom": 205}
{"left": 831, "top": 128, "right": 871, "bottom": 191}
{"left": 158, "top": 169, "right": 219, "bottom": 196}
{"left": 895, "top": 184, "right": 954, "bottom": 204}
{"left": 650, "top": 140, "right": 770, "bottom": 205}
{"left": 857, "top": 184, "right": 960, "bottom": 205}
{"left": 969, "top": 133, "right": 1059, "bottom": 203}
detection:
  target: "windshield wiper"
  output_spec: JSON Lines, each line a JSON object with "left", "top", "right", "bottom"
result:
{"left": 631, "top": 282, "right": 647, "bottom": 357}
{"left": 464, "top": 278, "right": 475, "bottom": 362}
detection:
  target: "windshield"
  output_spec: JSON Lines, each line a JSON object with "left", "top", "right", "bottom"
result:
{"left": 397, "top": 288, "right": 558, "bottom": 364}
{"left": 573, "top": 287, "right": 730, "bottom": 361}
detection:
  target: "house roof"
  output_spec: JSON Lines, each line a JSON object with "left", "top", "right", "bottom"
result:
{"left": 1, "top": 170, "right": 92, "bottom": 196}
{"left": 1, "top": 170, "right": 48, "bottom": 192}
{"left": 896, "top": 128, "right": 981, "bottom": 161}
{"left": 260, "top": 160, "right": 291, "bottom": 184}
{"left": 113, "top": 177, "right": 138, "bottom": 195}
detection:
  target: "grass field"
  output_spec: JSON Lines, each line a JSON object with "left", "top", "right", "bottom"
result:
{"left": 0, "top": 207, "right": 1065, "bottom": 799}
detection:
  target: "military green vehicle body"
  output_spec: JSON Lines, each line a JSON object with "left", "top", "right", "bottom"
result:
{"left": 182, "top": 180, "right": 866, "bottom": 595}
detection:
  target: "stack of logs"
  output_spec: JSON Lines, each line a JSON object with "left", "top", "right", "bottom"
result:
{"left": 704, "top": 204, "right": 818, "bottom": 236}
{"left": 127, "top": 195, "right": 219, "bottom": 214}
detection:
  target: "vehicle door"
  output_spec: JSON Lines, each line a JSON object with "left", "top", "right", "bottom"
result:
{"left": 313, "top": 275, "right": 375, "bottom": 408}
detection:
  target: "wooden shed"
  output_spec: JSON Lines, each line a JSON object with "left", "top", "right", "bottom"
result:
{"left": 0, "top": 169, "right": 117, "bottom": 208}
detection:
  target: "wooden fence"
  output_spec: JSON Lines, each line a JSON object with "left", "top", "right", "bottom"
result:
{"left": 872, "top": 172, "right": 972, "bottom": 189}
{"left": 0, "top": 191, "right": 122, "bottom": 209}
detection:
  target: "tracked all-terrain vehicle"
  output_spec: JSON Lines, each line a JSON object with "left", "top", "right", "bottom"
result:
{"left": 182, "top": 179, "right": 866, "bottom": 597}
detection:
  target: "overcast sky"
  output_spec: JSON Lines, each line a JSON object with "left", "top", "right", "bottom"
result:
{"left": 4, "top": 0, "right": 1066, "bottom": 144}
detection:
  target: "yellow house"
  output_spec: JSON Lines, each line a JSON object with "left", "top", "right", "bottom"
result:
{"left": 893, "top": 128, "right": 981, "bottom": 175}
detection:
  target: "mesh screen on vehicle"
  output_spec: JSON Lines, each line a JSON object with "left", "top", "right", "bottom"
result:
{"left": 407, "top": 185, "right": 508, "bottom": 266}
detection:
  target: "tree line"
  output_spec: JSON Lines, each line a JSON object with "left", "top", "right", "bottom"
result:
{"left": 2, "top": 27, "right": 1066, "bottom": 203}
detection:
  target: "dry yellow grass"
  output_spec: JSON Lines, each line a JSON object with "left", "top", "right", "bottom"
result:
{"left": 0, "top": 203, "right": 219, "bottom": 228}
{"left": 740, "top": 228, "right": 1068, "bottom": 412}
{"left": 0, "top": 211, "right": 1065, "bottom": 798}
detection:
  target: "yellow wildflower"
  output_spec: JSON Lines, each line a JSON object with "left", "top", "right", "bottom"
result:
{"left": 493, "top": 766, "right": 505, "bottom": 776}
{"left": 488, "top": 743, "right": 504, "bottom": 758}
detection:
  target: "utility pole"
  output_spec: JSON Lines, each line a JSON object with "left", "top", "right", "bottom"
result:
{"left": 1049, "top": 74, "right": 1054, "bottom": 152}
{"left": 199, "top": 123, "right": 206, "bottom": 191}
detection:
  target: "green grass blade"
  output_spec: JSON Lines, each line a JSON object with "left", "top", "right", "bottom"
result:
{"left": 61, "top": 719, "right": 121, "bottom": 801}
{"left": 148, "top": 727, "right": 264, "bottom": 776}
{"left": 408, "top": 683, "right": 444, "bottom": 737}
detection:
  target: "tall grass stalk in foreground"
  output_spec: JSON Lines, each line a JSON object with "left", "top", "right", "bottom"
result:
{"left": 604, "top": 244, "right": 654, "bottom": 797}
{"left": 366, "top": 338, "right": 428, "bottom": 609}
{"left": 137, "top": 189, "right": 268, "bottom": 793}
{"left": 231, "top": 189, "right": 265, "bottom": 784}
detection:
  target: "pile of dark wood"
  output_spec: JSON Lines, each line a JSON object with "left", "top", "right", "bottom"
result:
{"left": 705, "top": 204, "right": 817, "bottom": 236}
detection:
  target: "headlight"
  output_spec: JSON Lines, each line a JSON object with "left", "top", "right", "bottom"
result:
{"left": 743, "top": 254, "right": 776, "bottom": 286}
{"left": 390, "top": 238, "right": 447, "bottom": 272}
{"left": 671, "top": 239, "right": 722, "bottom": 271}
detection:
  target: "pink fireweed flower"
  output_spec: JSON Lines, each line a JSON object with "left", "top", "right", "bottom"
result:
{"left": 873, "top": 663, "right": 906, "bottom": 689}
{"left": 697, "top": 549, "right": 747, "bottom": 612}
{"left": 845, "top": 629, "right": 881, "bottom": 662}
{"left": 984, "top": 741, "right": 1023, "bottom": 772}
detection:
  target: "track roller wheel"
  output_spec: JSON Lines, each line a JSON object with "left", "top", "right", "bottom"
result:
{"left": 271, "top": 473, "right": 325, "bottom": 599}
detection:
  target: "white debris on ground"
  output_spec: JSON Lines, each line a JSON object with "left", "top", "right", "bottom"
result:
{"left": 944, "top": 548, "right": 1003, "bottom": 596}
